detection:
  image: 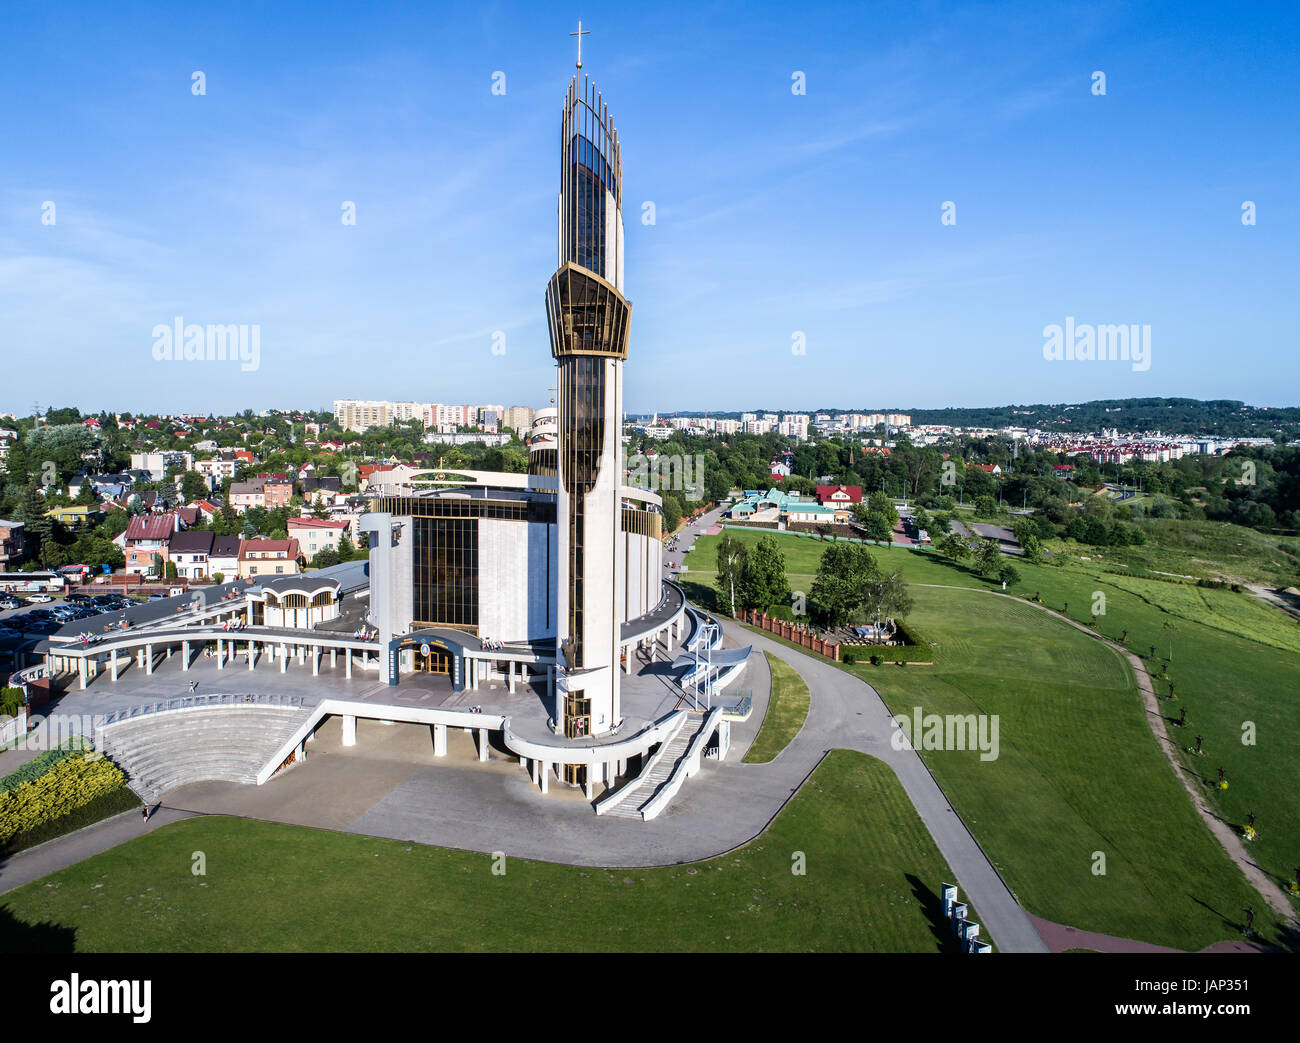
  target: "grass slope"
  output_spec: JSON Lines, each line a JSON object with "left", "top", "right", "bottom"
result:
{"left": 1, "top": 751, "right": 969, "bottom": 953}
{"left": 685, "top": 528, "right": 1299, "bottom": 946}
{"left": 744, "top": 652, "right": 811, "bottom": 763}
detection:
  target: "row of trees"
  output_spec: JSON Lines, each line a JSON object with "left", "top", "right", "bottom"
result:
{"left": 714, "top": 534, "right": 912, "bottom": 631}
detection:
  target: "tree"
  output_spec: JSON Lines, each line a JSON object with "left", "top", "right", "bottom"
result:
{"left": 864, "top": 569, "right": 912, "bottom": 629}
{"left": 180, "top": 471, "right": 209, "bottom": 502}
{"left": 866, "top": 491, "right": 898, "bottom": 528}
{"left": 935, "top": 532, "right": 971, "bottom": 564}
{"left": 740, "top": 535, "right": 789, "bottom": 611}
{"left": 973, "top": 539, "right": 1003, "bottom": 579}
{"left": 974, "top": 494, "right": 998, "bottom": 515}
{"left": 861, "top": 512, "right": 893, "bottom": 544}
{"left": 312, "top": 547, "right": 340, "bottom": 569}
{"left": 660, "top": 491, "right": 683, "bottom": 534}
{"left": 714, "top": 534, "right": 747, "bottom": 617}
{"left": 17, "top": 484, "right": 53, "bottom": 559}
{"left": 336, "top": 534, "right": 357, "bottom": 562}
{"left": 810, "top": 542, "right": 879, "bottom": 628}
{"left": 998, "top": 562, "right": 1020, "bottom": 586}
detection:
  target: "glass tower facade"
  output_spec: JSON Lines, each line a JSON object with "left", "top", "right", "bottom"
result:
{"left": 546, "top": 74, "right": 630, "bottom": 738}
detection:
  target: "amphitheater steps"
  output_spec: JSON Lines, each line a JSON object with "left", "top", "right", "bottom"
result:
{"left": 98, "top": 705, "right": 311, "bottom": 805}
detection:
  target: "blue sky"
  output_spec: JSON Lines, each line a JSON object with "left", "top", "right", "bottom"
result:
{"left": 2, "top": 0, "right": 1297, "bottom": 417}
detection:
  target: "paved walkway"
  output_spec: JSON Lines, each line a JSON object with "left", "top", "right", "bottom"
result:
{"left": 0, "top": 807, "right": 197, "bottom": 896}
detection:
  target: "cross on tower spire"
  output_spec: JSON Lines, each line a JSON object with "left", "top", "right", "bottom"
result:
{"left": 570, "top": 20, "right": 589, "bottom": 70}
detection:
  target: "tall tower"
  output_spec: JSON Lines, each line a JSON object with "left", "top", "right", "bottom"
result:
{"left": 545, "top": 60, "right": 631, "bottom": 739}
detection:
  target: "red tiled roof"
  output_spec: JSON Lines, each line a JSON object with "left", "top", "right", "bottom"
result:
{"left": 288, "top": 517, "right": 347, "bottom": 530}
{"left": 238, "top": 538, "right": 301, "bottom": 561}
{"left": 815, "top": 484, "right": 863, "bottom": 504}
{"left": 124, "top": 513, "right": 176, "bottom": 541}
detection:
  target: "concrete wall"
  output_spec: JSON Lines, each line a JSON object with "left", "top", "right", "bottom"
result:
{"left": 478, "top": 517, "right": 555, "bottom": 642}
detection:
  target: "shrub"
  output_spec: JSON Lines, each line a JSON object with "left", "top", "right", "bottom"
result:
{"left": 1, "top": 687, "right": 24, "bottom": 719}
{"left": 0, "top": 737, "right": 92, "bottom": 794}
{"left": 842, "top": 652, "right": 855, "bottom": 664}
{"left": 0, "top": 754, "right": 128, "bottom": 846}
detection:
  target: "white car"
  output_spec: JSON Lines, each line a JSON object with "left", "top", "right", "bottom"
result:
{"left": 28, "top": 593, "right": 54, "bottom": 603}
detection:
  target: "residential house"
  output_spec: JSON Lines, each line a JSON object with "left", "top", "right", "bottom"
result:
{"left": 0, "top": 519, "right": 28, "bottom": 567}
{"left": 122, "top": 513, "right": 178, "bottom": 576}
{"left": 815, "top": 484, "right": 863, "bottom": 522}
{"left": 238, "top": 538, "right": 302, "bottom": 579}
{"left": 287, "top": 517, "right": 351, "bottom": 562}
{"left": 209, "top": 536, "right": 241, "bottom": 581}
{"left": 168, "top": 530, "right": 215, "bottom": 580}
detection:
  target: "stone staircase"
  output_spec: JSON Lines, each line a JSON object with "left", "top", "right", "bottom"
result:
{"left": 97, "top": 704, "right": 310, "bottom": 806}
{"left": 604, "top": 714, "right": 704, "bottom": 820}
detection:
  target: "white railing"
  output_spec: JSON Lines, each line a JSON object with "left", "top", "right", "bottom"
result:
{"left": 642, "top": 707, "right": 723, "bottom": 821}
{"left": 592, "top": 711, "right": 689, "bottom": 816}
{"left": 99, "top": 692, "right": 304, "bottom": 728}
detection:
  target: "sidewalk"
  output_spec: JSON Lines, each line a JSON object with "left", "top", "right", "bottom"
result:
{"left": 0, "top": 807, "right": 198, "bottom": 897}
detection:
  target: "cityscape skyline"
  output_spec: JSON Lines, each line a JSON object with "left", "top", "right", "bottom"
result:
{"left": 2, "top": 3, "right": 1296, "bottom": 415}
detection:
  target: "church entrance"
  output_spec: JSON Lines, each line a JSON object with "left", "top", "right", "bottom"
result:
{"left": 414, "top": 646, "right": 451, "bottom": 674}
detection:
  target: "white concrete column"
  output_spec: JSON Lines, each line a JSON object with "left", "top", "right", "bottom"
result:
{"left": 78, "top": 658, "right": 87, "bottom": 690}
{"left": 110, "top": 649, "right": 118, "bottom": 682}
{"left": 342, "top": 715, "right": 356, "bottom": 746}
{"left": 216, "top": 638, "right": 224, "bottom": 670}
{"left": 584, "top": 771, "right": 593, "bottom": 801}
{"left": 280, "top": 643, "right": 287, "bottom": 673}
{"left": 145, "top": 644, "right": 154, "bottom": 675}
{"left": 182, "top": 640, "right": 190, "bottom": 671}
{"left": 248, "top": 640, "right": 255, "bottom": 670}
{"left": 330, "top": 648, "right": 337, "bottom": 668}
{"left": 478, "top": 728, "right": 489, "bottom": 762}
{"left": 540, "top": 762, "right": 549, "bottom": 794}
{"left": 298, "top": 645, "right": 305, "bottom": 664}
{"left": 433, "top": 723, "right": 447, "bottom": 756}
{"left": 531, "top": 758, "right": 539, "bottom": 785}
{"left": 508, "top": 660, "right": 515, "bottom": 694}
{"left": 312, "top": 649, "right": 319, "bottom": 676}
{"left": 345, "top": 651, "right": 352, "bottom": 678}
{"left": 624, "top": 648, "right": 631, "bottom": 674}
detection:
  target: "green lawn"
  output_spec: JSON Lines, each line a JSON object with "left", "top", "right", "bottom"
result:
{"left": 686, "top": 528, "right": 1299, "bottom": 947}
{"left": 1, "top": 751, "right": 973, "bottom": 953}
{"left": 743, "top": 652, "right": 811, "bottom": 763}
{"left": 850, "top": 587, "right": 1285, "bottom": 950}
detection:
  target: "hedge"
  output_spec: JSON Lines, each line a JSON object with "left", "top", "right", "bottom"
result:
{"left": 0, "top": 786, "right": 140, "bottom": 857}
{"left": 1, "top": 686, "right": 23, "bottom": 719}
{"left": 0, "top": 737, "right": 93, "bottom": 794}
{"left": 0, "top": 755, "right": 129, "bottom": 846}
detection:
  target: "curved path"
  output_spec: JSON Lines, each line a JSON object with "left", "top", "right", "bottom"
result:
{"left": 712, "top": 620, "right": 1047, "bottom": 952}
{"left": 915, "top": 583, "right": 1297, "bottom": 923}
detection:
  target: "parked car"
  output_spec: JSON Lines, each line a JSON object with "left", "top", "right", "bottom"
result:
{"left": 146, "top": 592, "right": 167, "bottom": 601}
{"left": 27, "top": 593, "right": 54, "bottom": 603}
{"left": 0, "top": 597, "right": 21, "bottom": 610}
